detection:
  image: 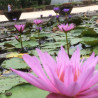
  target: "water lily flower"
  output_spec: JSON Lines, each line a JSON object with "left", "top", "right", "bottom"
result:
{"left": 40, "top": 14, "right": 43, "bottom": 18}
{"left": 36, "top": 26, "right": 42, "bottom": 32}
{"left": 15, "top": 24, "right": 25, "bottom": 33}
{"left": 49, "top": 14, "right": 52, "bottom": 17}
{"left": 33, "top": 19, "right": 43, "bottom": 25}
{"left": 53, "top": 7, "right": 60, "bottom": 13}
{"left": 63, "top": 9, "right": 69, "bottom": 12}
{"left": 11, "top": 47, "right": 98, "bottom": 98}
{"left": 13, "top": 18, "right": 17, "bottom": 21}
{"left": 56, "top": 15, "right": 60, "bottom": 19}
{"left": 58, "top": 23, "right": 75, "bottom": 56}
{"left": 58, "top": 23, "right": 75, "bottom": 32}
{"left": 14, "top": 24, "right": 25, "bottom": 51}
{"left": 69, "top": 15, "right": 71, "bottom": 19}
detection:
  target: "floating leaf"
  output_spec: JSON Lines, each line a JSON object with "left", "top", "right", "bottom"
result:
{"left": 0, "top": 76, "right": 26, "bottom": 93}
{"left": 81, "top": 37, "right": 98, "bottom": 46}
{"left": 93, "top": 46, "right": 98, "bottom": 55}
{"left": 0, "top": 84, "right": 49, "bottom": 98}
{"left": 80, "top": 49, "right": 92, "bottom": 56}
{"left": 15, "top": 40, "right": 38, "bottom": 48}
{"left": 1, "top": 58, "right": 29, "bottom": 69}
{"left": 81, "top": 28, "right": 98, "bottom": 37}
{"left": 70, "top": 38, "right": 82, "bottom": 45}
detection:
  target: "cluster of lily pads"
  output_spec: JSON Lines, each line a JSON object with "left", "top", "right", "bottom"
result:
{"left": 0, "top": 8, "right": 98, "bottom": 97}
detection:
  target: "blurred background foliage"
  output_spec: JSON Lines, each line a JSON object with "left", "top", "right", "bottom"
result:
{"left": 0, "top": 0, "right": 51, "bottom": 10}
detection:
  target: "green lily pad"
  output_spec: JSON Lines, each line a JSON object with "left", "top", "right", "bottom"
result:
{"left": 0, "top": 76, "right": 26, "bottom": 93}
{"left": 93, "top": 46, "right": 98, "bottom": 55}
{"left": 1, "top": 58, "right": 29, "bottom": 69}
{"left": 70, "top": 38, "right": 82, "bottom": 45}
{"left": 81, "top": 37, "right": 98, "bottom": 46}
{"left": 15, "top": 40, "right": 38, "bottom": 48}
{"left": 0, "top": 84, "right": 49, "bottom": 98}
{"left": 81, "top": 28, "right": 98, "bottom": 37}
{"left": 80, "top": 49, "right": 92, "bottom": 56}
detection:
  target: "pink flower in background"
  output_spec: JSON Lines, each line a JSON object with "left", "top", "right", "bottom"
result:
{"left": 58, "top": 23, "right": 75, "bottom": 32}
{"left": 11, "top": 47, "right": 98, "bottom": 98}
{"left": 33, "top": 19, "right": 43, "bottom": 25}
{"left": 15, "top": 24, "right": 25, "bottom": 32}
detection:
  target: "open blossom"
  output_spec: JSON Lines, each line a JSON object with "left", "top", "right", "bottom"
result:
{"left": 36, "top": 26, "right": 42, "bottom": 31}
{"left": 15, "top": 24, "right": 25, "bottom": 32}
{"left": 53, "top": 7, "right": 60, "bottom": 13}
{"left": 33, "top": 19, "right": 43, "bottom": 25}
{"left": 49, "top": 14, "right": 52, "bottom": 17}
{"left": 11, "top": 47, "right": 98, "bottom": 98}
{"left": 69, "top": 15, "right": 71, "bottom": 19}
{"left": 13, "top": 18, "right": 17, "bottom": 21}
{"left": 56, "top": 15, "right": 60, "bottom": 19}
{"left": 58, "top": 23, "right": 75, "bottom": 32}
{"left": 40, "top": 14, "right": 43, "bottom": 18}
{"left": 63, "top": 9, "right": 69, "bottom": 12}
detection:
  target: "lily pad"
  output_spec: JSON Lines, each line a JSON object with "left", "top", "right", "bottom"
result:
{"left": 0, "top": 84, "right": 49, "bottom": 98}
{"left": 0, "top": 76, "right": 26, "bottom": 93}
{"left": 80, "top": 49, "right": 92, "bottom": 56}
{"left": 93, "top": 46, "right": 98, "bottom": 55}
{"left": 15, "top": 40, "right": 38, "bottom": 48}
{"left": 81, "top": 37, "right": 98, "bottom": 46}
{"left": 81, "top": 28, "right": 98, "bottom": 37}
{"left": 1, "top": 58, "right": 29, "bottom": 69}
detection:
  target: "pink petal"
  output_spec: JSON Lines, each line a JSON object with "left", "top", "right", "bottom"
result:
{"left": 48, "top": 67, "right": 69, "bottom": 95}
{"left": 77, "top": 68, "right": 94, "bottom": 91}
{"left": 64, "top": 66, "right": 74, "bottom": 87}
{"left": 23, "top": 54, "right": 56, "bottom": 92}
{"left": 46, "top": 93, "right": 68, "bottom": 98}
{"left": 11, "top": 68, "right": 55, "bottom": 92}
{"left": 70, "top": 48, "right": 80, "bottom": 75}
{"left": 66, "top": 82, "right": 80, "bottom": 96}
{"left": 71, "top": 48, "right": 80, "bottom": 67}
{"left": 36, "top": 49, "right": 56, "bottom": 83}
{"left": 80, "top": 85, "right": 98, "bottom": 95}
{"left": 78, "top": 91, "right": 98, "bottom": 98}
{"left": 11, "top": 68, "right": 43, "bottom": 89}
{"left": 56, "top": 47, "right": 69, "bottom": 78}
{"left": 82, "top": 71, "right": 98, "bottom": 90}
{"left": 23, "top": 54, "right": 45, "bottom": 78}
{"left": 82, "top": 53, "right": 97, "bottom": 70}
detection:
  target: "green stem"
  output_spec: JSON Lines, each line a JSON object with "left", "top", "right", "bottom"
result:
{"left": 38, "top": 31, "right": 41, "bottom": 48}
{"left": 65, "top": 13, "right": 68, "bottom": 23}
{"left": 20, "top": 34, "right": 23, "bottom": 50}
{"left": 65, "top": 32, "right": 69, "bottom": 56}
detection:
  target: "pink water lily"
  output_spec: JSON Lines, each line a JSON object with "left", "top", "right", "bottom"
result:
{"left": 15, "top": 24, "right": 25, "bottom": 33}
{"left": 11, "top": 47, "right": 98, "bottom": 98}
{"left": 33, "top": 19, "right": 43, "bottom": 25}
{"left": 58, "top": 23, "right": 75, "bottom": 32}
